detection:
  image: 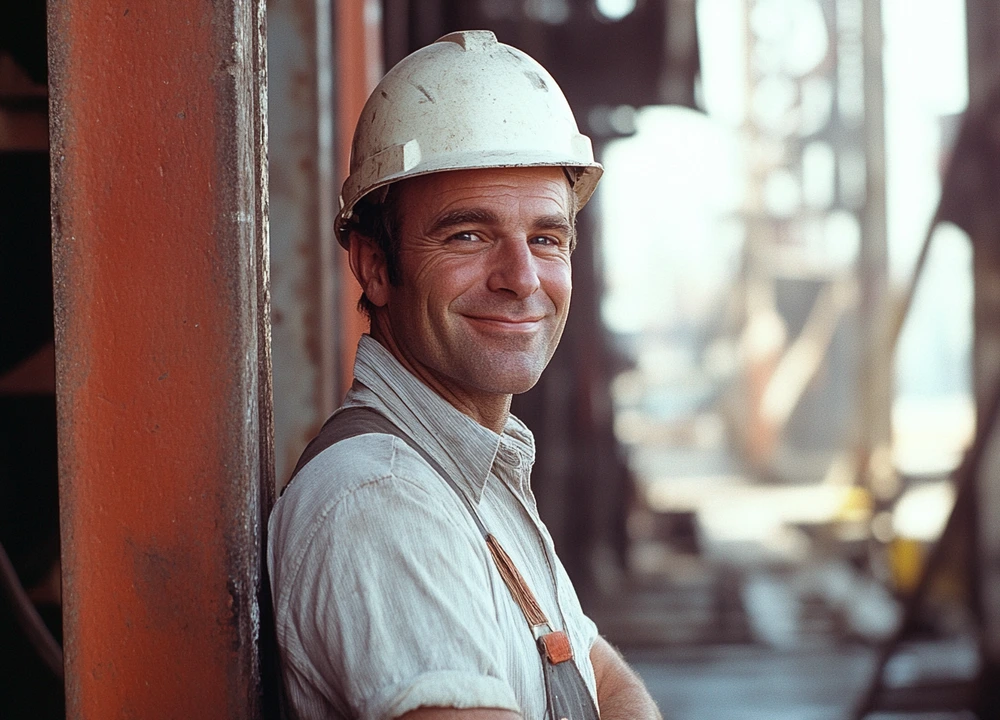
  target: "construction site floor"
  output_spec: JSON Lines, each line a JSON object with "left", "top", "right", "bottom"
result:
{"left": 628, "top": 642, "right": 979, "bottom": 720}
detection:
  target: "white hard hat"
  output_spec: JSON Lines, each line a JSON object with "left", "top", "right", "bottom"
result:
{"left": 336, "top": 30, "right": 603, "bottom": 246}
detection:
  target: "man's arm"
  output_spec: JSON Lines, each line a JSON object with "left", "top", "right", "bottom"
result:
{"left": 590, "top": 636, "right": 662, "bottom": 719}
{"left": 398, "top": 709, "right": 521, "bottom": 719}
{"left": 394, "top": 639, "right": 660, "bottom": 720}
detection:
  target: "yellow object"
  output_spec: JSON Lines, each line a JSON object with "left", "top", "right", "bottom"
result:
{"left": 888, "top": 537, "right": 925, "bottom": 593}
{"left": 835, "top": 485, "right": 873, "bottom": 524}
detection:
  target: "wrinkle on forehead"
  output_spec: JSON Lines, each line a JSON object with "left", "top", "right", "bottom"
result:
{"left": 395, "top": 167, "right": 573, "bottom": 233}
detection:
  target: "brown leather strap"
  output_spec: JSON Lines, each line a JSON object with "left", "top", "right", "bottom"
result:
{"left": 486, "top": 534, "right": 549, "bottom": 629}
{"left": 539, "top": 631, "right": 574, "bottom": 664}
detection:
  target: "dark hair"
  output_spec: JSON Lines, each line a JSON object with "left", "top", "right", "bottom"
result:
{"left": 343, "top": 186, "right": 403, "bottom": 319}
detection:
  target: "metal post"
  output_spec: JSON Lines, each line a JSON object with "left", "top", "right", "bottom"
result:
{"left": 334, "top": 0, "right": 382, "bottom": 399}
{"left": 47, "top": 1, "right": 272, "bottom": 717}
{"left": 268, "top": 0, "right": 337, "bottom": 485}
{"left": 965, "top": 2, "right": 1000, "bottom": 710}
{"left": 856, "top": 0, "right": 893, "bottom": 503}
{"left": 966, "top": 0, "right": 1000, "bottom": 121}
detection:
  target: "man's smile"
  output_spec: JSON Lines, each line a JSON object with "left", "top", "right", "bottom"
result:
{"left": 463, "top": 313, "right": 547, "bottom": 331}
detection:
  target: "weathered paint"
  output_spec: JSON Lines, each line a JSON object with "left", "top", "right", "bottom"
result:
{"left": 267, "top": 0, "right": 337, "bottom": 485}
{"left": 334, "top": 0, "right": 382, "bottom": 399}
{"left": 47, "top": 1, "right": 272, "bottom": 717}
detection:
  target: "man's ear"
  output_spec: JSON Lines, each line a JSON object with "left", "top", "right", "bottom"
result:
{"left": 348, "top": 231, "right": 390, "bottom": 308}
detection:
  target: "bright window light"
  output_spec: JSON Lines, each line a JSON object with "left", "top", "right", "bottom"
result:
{"left": 595, "top": 0, "right": 637, "bottom": 21}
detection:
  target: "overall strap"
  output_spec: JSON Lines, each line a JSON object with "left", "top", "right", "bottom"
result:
{"left": 289, "top": 407, "right": 487, "bottom": 537}
{"left": 287, "top": 406, "right": 552, "bottom": 634}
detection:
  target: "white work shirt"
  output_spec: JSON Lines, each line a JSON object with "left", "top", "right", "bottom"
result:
{"left": 268, "top": 335, "right": 600, "bottom": 720}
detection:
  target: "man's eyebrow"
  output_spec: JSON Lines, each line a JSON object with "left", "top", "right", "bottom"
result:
{"left": 427, "top": 208, "right": 500, "bottom": 235}
{"left": 427, "top": 209, "right": 574, "bottom": 239}
{"left": 532, "top": 214, "right": 574, "bottom": 236}
{"left": 533, "top": 214, "right": 577, "bottom": 249}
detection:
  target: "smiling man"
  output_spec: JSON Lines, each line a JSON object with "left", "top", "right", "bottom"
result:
{"left": 268, "top": 31, "right": 662, "bottom": 720}
{"left": 355, "top": 167, "right": 573, "bottom": 431}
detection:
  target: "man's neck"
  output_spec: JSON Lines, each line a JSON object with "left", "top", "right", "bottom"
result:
{"left": 368, "top": 331, "right": 512, "bottom": 435}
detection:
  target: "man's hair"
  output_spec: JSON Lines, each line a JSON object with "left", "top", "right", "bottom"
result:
{"left": 343, "top": 187, "right": 403, "bottom": 319}
{"left": 344, "top": 175, "right": 581, "bottom": 320}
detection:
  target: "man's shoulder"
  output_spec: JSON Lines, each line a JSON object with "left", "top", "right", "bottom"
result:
{"left": 279, "top": 431, "right": 450, "bottom": 511}
{"left": 267, "top": 430, "right": 490, "bottom": 616}
{"left": 269, "top": 432, "right": 462, "bottom": 554}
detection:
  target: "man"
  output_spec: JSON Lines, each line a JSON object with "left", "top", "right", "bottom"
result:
{"left": 269, "top": 30, "right": 661, "bottom": 720}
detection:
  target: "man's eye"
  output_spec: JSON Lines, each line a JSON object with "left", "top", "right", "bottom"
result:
{"left": 531, "top": 235, "right": 560, "bottom": 246}
{"left": 450, "top": 231, "right": 482, "bottom": 243}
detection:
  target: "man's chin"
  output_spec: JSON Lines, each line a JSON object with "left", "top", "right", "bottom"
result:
{"left": 474, "top": 367, "right": 547, "bottom": 397}
{"left": 506, "top": 378, "right": 543, "bottom": 396}
{"left": 442, "top": 346, "right": 556, "bottom": 397}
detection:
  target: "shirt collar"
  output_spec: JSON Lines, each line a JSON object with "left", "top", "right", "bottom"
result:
{"left": 343, "top": 335, "right": 535, "bottom": 503}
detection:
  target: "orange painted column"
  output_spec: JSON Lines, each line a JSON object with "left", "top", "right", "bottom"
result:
{"left": 334, "top": 0, "right": 382, "bottom": 399}
{"left": 47, "top": 1, "right": 273, "bottom": 718}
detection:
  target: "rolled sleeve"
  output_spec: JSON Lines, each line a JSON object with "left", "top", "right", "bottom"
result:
{"left": 369, "top": 671, "right": 519, "bottom": 719}
{"left": 282, "top": 468, "right": 521, "bottom": 719}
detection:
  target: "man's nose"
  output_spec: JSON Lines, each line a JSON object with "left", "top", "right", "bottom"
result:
{"left": 487, "top": 238, "right": 541, "bottom": 298}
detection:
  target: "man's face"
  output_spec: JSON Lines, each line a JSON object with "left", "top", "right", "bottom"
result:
{"left": 373, "top": 166, "right": 574, "bottom": 404}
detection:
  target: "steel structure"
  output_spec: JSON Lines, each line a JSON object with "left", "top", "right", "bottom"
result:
{"left": 47, "top": 1, "right": 272, "bottom": 717}
{"left": 268, "top": 0, "right": 339, "bottom": 485}
{"left": 267, "top": 0, "right": 381, "bottom": 486}
{"left": 964, "top": 0, "right": 1000, "bottom": 704}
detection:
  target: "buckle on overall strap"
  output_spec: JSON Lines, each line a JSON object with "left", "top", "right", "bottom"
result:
{"left": 538, "top": 630, "right": 574, "bottom": 665}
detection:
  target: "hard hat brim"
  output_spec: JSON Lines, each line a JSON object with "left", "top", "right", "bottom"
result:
{"left": 337, "top": 156, "right": 602, "bottom": 248}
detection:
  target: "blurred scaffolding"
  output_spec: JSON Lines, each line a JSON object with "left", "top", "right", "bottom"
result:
{"left": 595, "top": 0, "right": 986, "bottom": 716}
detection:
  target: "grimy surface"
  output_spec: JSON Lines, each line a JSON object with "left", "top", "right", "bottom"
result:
{"left": 48, "top": 1, "right": 272, "bottom": 718}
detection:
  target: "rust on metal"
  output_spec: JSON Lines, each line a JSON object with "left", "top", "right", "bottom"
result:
{"left": 335, "top": 0, "right": 382, "bottom": 399}
{"left": 267, "top": 0, "right": 337, "bottom": 484}
{"left": 47, "top": 0, "right": 272, "bottom": 717}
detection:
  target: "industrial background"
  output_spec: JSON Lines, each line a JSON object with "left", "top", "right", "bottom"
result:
{"left": 1, "top": 0, "right": 999, "bottom": 718}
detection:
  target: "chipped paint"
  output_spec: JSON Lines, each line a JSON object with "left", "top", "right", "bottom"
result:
{"left": 48, "top": 0, "right": 273, "bottom": 717}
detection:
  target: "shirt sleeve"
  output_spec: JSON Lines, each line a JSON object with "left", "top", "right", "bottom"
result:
{"left": 281, "top": 468, "right": 521, "bottom": 720}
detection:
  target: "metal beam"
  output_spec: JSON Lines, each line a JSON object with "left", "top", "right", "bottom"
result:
{"left": 47, "top": 1, "right": 272, "bottom": 717}
{"left": 967, "top": 0, "right": 1000, "bottom": 115}
{"left": 268, "top": 0, "right": 337, "bottom": 485}
{"left": 855, "top": 0, "right": 893, "bottom": 503}
{"left": 964, "top": 0, "right": 1000, "bottom": 708}
{"left": 334, "top": 0, "right": 382, "bottom": 399}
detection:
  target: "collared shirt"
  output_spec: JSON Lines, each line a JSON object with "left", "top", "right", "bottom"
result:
{"left": 268, "top": 335, "right": 599, "bottom": 720}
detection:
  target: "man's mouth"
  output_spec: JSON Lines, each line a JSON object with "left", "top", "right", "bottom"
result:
{"left": 464, "top": 314, "right": 545, "bottom": 331}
